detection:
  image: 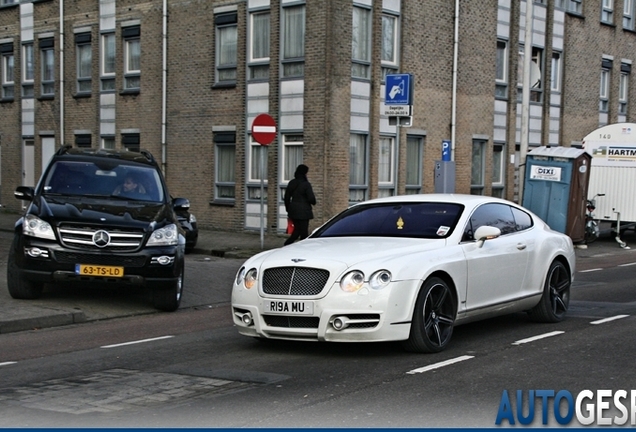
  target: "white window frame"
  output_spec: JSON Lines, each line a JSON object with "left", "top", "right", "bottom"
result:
{"left": 619, "top": 70, "right": 629, "bottom": 115}
{"left": 471, "top": 140, "right": 486, "bottom": 196}
{"left": 381, "top": 13, "right": 399, "bottom": 78}
{"left": 215, "top": 142, "right": 236, "bottom": 200}
{"left": 551, "top": 51, "right": 562, "bottom": 92}
{"left": 600, "top": 67, "right": 610, "bottom": 112}
{"left": 496, "top": 40, "right": 508, "bottom": 98}
{"left": 624, "top": 0, "right": 635, "bottom": 29}
{"left": 248, "top": 10, "right": 270, "bottom": 80}
{"left": 76, "top": 36, "right": 92, "bottom": 93}
{"left": 281, "top": 4, "right": 305, "bottom": 78}
{"left": 601, "top": 0, "right": 614, "bottom": 23}
{"left": 101, "top": 136, "right": 115, "bottom": 150}
{"left": 349, "top": 133, "right": 368, "bottom": 203}
{"left": 378, "top": 136, "right": 395, "bottom": 197}
{"left": 124, "top": 37, "right": 140, "bottom": 89}
{"left": 1, "top": 49, "right": 14, "bottom": 100}
{"left": 492, "top": 143, "right": 505, "bottom": 198}
{"left": 41, "top": 44, "right": 54, "bottom": 96}
{"left": 281, "top": 134, "right": 304, "bottom": 183}
{"left": 405, "top": 136, "right": 423, "bottom": 194}
{"left": 352, "top": 5, "right": 372, "bottom": 79}
{"left": 22, "top": 43, "right": 34, "bottom": 97}
{"left": 215, "top": 15, "right": 238, "bottom": 84}
{"left": 569, "top": 0, "right": 583, "bottom": 14}
{"left": 100, "top": 33, "right": 116, "bottom": 91}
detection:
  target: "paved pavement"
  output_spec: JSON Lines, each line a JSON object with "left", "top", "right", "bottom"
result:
{"left": 0, "top": 207, "right": 633, "bottom": 335}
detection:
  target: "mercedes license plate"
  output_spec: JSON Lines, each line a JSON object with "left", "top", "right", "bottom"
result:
{"left": 75, "top": 264, "right": 124, "bottom": 278}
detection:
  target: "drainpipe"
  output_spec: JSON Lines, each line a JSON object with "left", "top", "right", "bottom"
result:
{"left": 450, "top": 0, "right": 459, "bottom": 160}
{"left": 59, "top": 0, "right": 65, "bottom": 147}
{"left": 161, "top": 0, "right": 168, "bottom": 174}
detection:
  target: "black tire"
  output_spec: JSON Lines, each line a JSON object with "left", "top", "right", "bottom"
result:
{"left": 528, "top": 260, "right": 570, "bottom": 323}
{"left": 402, "top": 277, "right": 456, "bottom": 353}
{"left": 152, "top": 265, "right": 184, "bottom": 312}
{"left": 6, "top": 235, "right": 44, "bottom": 300}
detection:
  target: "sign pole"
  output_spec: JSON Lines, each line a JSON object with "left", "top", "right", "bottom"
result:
{"left": 250, "top": 113, "right": 277, "bottom": 250}
{"left": 259, "top": 149, "right": 265, "bottom": 250}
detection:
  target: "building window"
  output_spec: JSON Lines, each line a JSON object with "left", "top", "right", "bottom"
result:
{"left": 247, "top": 136, "right": 268, "bottom": 200}
{"left": 492, "top": 143, "right": 505, "bottom": 198}
{"left": 378, "top": 137, "right": 395, "bottom": 197}
{"left": 22, "top": 43, "right": 34, "bottom": 97}
{"left": 75, "top": 134, "right": 92, "bottom": 149}
{"left": 215, "top": 12, "right": 237, "bottom": 84}
{"left": 249, "top": 11, "right": 270, "bottom": 80}
{"left": 551, "top": 52, "right": 562, "bottom": 92}
{"left": 619, "top": 63, "right": 630, "bottom": 115}
{"left": 282, "top": 134, "right": 304, "bottom": 183}
{"left": 123, "top": 26, "right": 140, "bottom": 90}
{"left": 122, "top": 133, "right": 140, "bottom": 152}
{"left": 214, "top": 132, "right": 236, "bottom": 201}
{"left": 101, "top": 136, "right": 115, "bottom": 149}
{"left": 518, "top": 46, "right": 544, "bottom": 103}
{"left": 568, "top": 0, "right": 583, "bottom": 14}
{"left": 381, "top": 14, "right": 399, "bottom": 78}
{"left": 352, "top": 5, "right": 371, "bottom": 79}
{"left": 75, "top": 33, "right": 92, "bottom": 94}
{"left": 40, "top": 38, "right": 54, "bottom": 97}
{"left": 600, "top": 59, "right": 612, "bottom": 112}
{"left": 282, "top": 4, "right": 305, "bottom": 78}
{"left": 496, "top": 40, "right": 508, "bottom": 98}
{"left": 601, "top": 0, "right": 614, "bottom": 23}
{"left": 625, "top": 0, "right": 636, "bottom": 30}
{"left": 0, "top": 43, "right": 14, "bottom": 100}
{"left": 405, "top": 136, "right": 423, "bottom": 194}
{"left": 349, "top": 133, "right": 368, "bottom": 203}
{"left": 0, "top": 0, "right": 18, "bottom": 5}
{"left": 101, "top": 33, "right": 115, "bottom": 91}
{"left": 471, "top": 140, "right": 486, "bottom": 195}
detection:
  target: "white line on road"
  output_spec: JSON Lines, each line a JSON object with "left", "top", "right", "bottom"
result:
{"left": 0, "top": 362, "right": 17, "bottom": 367}
{"left": 407, "top": 355, "right": 474, "bottom": 375}
{"left": 590, "top": 315, "right": 629, "bottom": 325}
{"left": 101, "top": 335, "right": 174, "bottom": 349}
{"left": 579, "top": 268, "right": 603, "bottom": 273}
{"left": 618, "top": 262, "right": 636, "bottom": 267}
{"left": 512, "top": 331, "right": 564, "bottom": 346}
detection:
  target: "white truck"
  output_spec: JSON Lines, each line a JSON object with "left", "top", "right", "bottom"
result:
{"left": 582, "top": 122, "right": 636, "bottom": 248}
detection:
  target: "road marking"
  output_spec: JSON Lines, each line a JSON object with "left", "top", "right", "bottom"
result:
{"left": 591, "top": 315, "right": 629, "bottom": 325}
{"left": 0, "top": 362, "right": 17, "bottom": 367}
{"left": 618, "top": 262, "right": 636, "bottom": 267}
{"left": 101, "top": 335, "right": 174, "bottom": 349}
{"left": 512, "top": 331, "right": 564, "bottom": 346}
{"left": 407, "top": 355, "right": 474, "bottom": 375}
{"left": 579, "top": 268, "right": 603, "bottom": 273}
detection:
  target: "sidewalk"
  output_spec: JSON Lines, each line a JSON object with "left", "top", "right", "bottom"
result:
{"left": 0, "top": 207, "right": 633, "bottom": 335}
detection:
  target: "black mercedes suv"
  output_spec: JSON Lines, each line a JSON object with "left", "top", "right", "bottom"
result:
{"left": 7, "top": 146, "right": 187, "bottom": 311}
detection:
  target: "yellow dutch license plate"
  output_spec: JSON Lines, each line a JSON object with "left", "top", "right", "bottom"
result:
{"left": 75, "top": 264, "right": 124, "bottom": 278}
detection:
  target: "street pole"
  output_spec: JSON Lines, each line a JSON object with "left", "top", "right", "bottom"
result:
{"left": 259, "top": 149, "right": 265, "bottom": 250}
{"left": 519, "top": 0, "right": 534, "bottom": 206}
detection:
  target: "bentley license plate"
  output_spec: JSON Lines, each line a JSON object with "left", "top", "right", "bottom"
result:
{"left": 263, "top": 300, "right": 314, "bottom": 315}
{"left": 75, "top": 264, "right": 124, "bottom": 277}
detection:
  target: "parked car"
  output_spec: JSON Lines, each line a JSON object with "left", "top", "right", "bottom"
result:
{"left": 7, "top": 146, "right": 187, "bottom": 311}
{"left": 173, "top": 198, "right": 198, "bottom": 253}
{"left": 231, "top": 194, "right": 575, "bottom": 353}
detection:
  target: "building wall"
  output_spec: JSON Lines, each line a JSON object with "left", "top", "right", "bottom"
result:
{"left": 1, "top": 0, "right": 636, "bottom": 235}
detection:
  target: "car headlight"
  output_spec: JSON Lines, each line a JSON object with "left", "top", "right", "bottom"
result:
{"left": 369, "top": 270, "right": 392, "bottom": 290}
{"left": 340, "top": 270, "right": 365, "bottom": 292}
{"left": 189, "top": 213, "right": 197, "bottom": 223}
{"left": 244, "top": 268, "right": 258, "bottom": 289}
{"left": 235, "top": 266, "right": 246, "bottom": 285}
{"left": 147, "top": 223, "right": 178, "bottom": 246}
{"left": 23, "top": 215, "right": 56, "bottom": 240}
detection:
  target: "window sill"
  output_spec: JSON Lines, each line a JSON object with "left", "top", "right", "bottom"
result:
{"left": 0, "top": 97, "right": 14, "bottom": 103}
{"left": 209, "top": 200, "right": 235, "bottom": 207}
{"left": 565, "top": 11, "right": 584, "bottom": 19}
{"left": 38, "top": 95, "right": 54, "bottom": 101}
{"left": 73, "top": 92, "right": 92, "bottom": 99}
{"left": 119, "top": 88, "right": 140, "bottom": 95}
{"left": 600, "top": 21, "right": 616, "bottom": 28}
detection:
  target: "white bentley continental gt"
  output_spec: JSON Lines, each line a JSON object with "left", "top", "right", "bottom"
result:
{"left": 231, "top": 194, "right": 575, "bottom": 353}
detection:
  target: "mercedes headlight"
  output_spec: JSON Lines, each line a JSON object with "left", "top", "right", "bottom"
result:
{"left": 23, "top": 215, "right": 56, "bottom": 240}
{"left": 147, "top": 223, "right": 178, "bottom": 246}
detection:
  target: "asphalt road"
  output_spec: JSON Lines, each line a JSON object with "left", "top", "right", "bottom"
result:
{"left": 0, "top": 230, "right": 635, "bottom": 427}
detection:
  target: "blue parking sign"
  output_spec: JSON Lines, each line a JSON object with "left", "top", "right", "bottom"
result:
{"left": 385, "top": 74, "right": 412, "bottom": 105}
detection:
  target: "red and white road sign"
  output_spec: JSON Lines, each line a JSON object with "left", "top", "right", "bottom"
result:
{"left": 251, "top": 113, "right": 277, "bottom": 145}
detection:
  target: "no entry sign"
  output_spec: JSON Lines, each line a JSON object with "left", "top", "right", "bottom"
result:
{"left": 251, "top": 113, "right": 277, "bottom": 145}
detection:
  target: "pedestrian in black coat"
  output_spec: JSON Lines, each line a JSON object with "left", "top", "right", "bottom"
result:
{"left": 284, "top": 164, "right": 316, "bottom": 245}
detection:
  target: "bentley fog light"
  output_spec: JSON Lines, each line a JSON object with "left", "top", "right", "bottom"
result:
{"left": 332, "top": 316, "right": 349, "bottom": 331}
{"left": 340, "top": 270, "right": 365, "bottom": 292}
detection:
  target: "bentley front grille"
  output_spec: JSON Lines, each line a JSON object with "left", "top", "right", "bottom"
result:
{"left": 262, "top": 267, "right": 330, "bottom": 296}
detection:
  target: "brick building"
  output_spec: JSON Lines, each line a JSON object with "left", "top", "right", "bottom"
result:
{"left": 1, "top": 0, "right": 635, "bottom": 234}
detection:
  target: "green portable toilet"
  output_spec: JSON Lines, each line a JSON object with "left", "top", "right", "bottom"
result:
{"left": 522, "top": 146, "right": 591, "bottom": 242}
